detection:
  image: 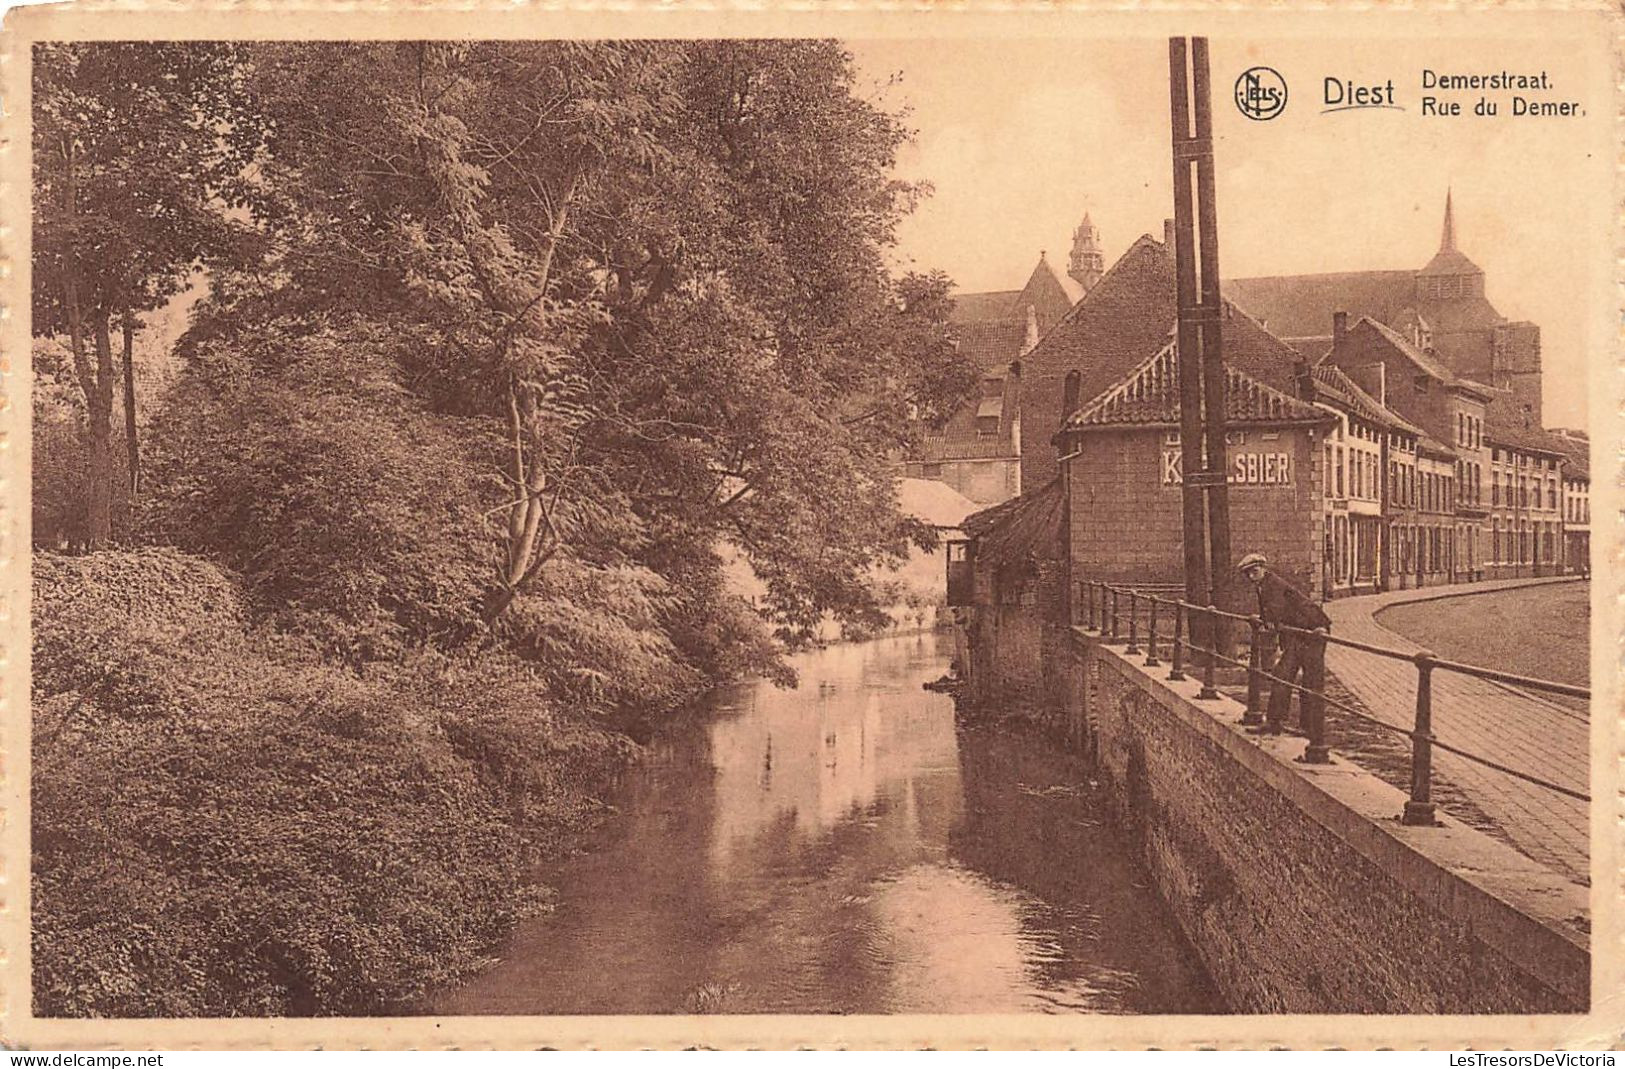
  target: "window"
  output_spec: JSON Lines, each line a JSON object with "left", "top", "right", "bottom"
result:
{"left": 1492, "top": 519, "right": 1501, "bottom": 563}
{"left": 1548, "top": 479, "right": 1557, "bottom": 509}
{"left": 1336, "top": 446, "right": 1345, "bottom": 497}
{"left": 1457, "top": 413, "right": 1465, "bottom": 445}
{"left": 976, "top": 415, "right": 999, "bottom": 437}
{"left": 1414, "top": 375, "right": 1430, "bottom": 394}
{"left": 1492, "top": 472, "right": 1500, "bottom": 506}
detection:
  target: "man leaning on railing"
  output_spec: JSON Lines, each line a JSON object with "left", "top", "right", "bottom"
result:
{"left": 1238, "top": 553, "right": 1332, "bottom": 762}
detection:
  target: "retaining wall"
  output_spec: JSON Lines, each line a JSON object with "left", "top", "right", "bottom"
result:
{"left": 1067, "top": 627, "right": 1589, "bottom": 1014}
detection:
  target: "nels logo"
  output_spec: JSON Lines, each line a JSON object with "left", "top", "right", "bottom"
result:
{"left": 1234, "top": 66, "right": 1288, "bottom": 121}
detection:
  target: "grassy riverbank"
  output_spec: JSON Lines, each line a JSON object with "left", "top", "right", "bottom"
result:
{"left": 33, "top": 549, "right": 637, "bottom": 1017}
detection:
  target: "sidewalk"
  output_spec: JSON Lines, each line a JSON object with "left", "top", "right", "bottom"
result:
{"left": 1322, "top": 576, "right": 1590, "bottom": 886}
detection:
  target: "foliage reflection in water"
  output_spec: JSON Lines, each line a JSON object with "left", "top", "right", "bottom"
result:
{"left": 434, "top": 632, "right": 1218, "bottom": 1015}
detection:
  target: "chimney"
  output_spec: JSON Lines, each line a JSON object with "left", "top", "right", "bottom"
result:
{"left": 1293, "top": 358, "right": 1316, "bottom": 403}
{"left": 1332, "top": 311, "right": 1349, "bottom": 356}
{"left": 1163, "top": 217, "right": 1176, "bottom": 249}
{"left": 1021, "top": 303, "right": 1040, "bottom": 356}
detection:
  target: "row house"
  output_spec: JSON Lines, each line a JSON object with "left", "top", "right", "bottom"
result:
{"left": 1552, "top": 430, "right": 1591, "bottom": 576}
{"left": 1482, "top": 393, "right": 1568, "bottom": 578}
{"left": 1317, "top": 313, "right": 1495, "bottom": 586}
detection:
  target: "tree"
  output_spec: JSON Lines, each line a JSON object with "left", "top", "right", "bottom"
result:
{"left": 32, "top": 43, "right": 257, "bottom": 545}
{"left": 160, "top": 41, "right": 970, "bottom": 675}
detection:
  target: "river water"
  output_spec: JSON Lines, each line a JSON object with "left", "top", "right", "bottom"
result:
{"left": 435, "top": 632, "right": 1218, "bottom": 1015}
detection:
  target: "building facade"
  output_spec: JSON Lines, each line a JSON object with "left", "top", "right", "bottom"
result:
{"left": 905, "top": 248, "right": 1082, "bottom": 505}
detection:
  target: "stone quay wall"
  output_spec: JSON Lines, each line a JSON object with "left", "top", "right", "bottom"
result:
{"left": 1064, "top": 627, "right": 1589, "bottom": 1014}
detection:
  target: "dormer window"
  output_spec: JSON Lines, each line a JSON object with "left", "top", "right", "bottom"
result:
{"left": 1414, "top": 375, "right": 1429, "bottom": 394}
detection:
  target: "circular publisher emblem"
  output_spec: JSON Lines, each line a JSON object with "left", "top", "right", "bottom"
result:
{"left": 1234, "top": 66, "right": 1288, "bottom": 121}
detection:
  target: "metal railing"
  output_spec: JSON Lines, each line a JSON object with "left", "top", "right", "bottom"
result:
{"left": 1076, "top": 579, "right": 1590, "bottom": 825}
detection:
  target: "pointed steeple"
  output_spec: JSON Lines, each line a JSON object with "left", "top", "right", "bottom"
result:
{"left": 1418, "top": 188, "right": 1482, "bottom": 294}
{"left": 1068, "top": 211, "right": 1104, "bottom": 293}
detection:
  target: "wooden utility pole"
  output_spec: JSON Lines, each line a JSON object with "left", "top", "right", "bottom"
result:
{"left": 1169, "top": 36, "right": 1233, "bottom": 650}
{"left": 1190, "top": 39, "right": 1234, "bottom": 617}
{"left": 1168, "top": 37, "right": 1210, "bottom": 625}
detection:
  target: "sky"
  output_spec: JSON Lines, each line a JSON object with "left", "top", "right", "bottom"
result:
{"left": 847, "top": 33, "right": 1611, "bottom": 431}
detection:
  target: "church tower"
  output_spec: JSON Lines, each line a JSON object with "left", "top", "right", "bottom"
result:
{"left": 1415, "top": 189, "right": 1485, "bottom": 302}
{"left": 1067, "top": 212, "right": 1104, "bottom": 293}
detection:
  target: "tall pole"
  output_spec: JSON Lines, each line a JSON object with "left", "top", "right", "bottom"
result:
{"left": 1191, "top": 39, "right": 1233, "bottom": 629}
{"left": 1169, "top": 38, "right": 1211, "bottom": 632}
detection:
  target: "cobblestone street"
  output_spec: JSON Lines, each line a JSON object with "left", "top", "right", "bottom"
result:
{"left": 1323, "top": 578, "right": 1590, "bottom": 886}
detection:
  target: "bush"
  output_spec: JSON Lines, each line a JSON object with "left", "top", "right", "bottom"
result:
{"left": 33, "top": 550, "right": 632, "bottom": 1017}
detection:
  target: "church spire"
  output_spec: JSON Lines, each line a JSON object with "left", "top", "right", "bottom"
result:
{"left": 1440, "top": 188, "right": 1456, "bottom": 252}
{"left": 1068, "top": 211, "right": 1104, "bottom": 293}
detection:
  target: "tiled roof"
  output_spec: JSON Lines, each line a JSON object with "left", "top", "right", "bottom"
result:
{"left": 1554, "top": 437, "right": 1590, "bottom": 481}
{"left": 1310, "top": 364, "right": 1425, "bottom": 436}
{"left": 1419, "top": 246, "right": 1483, "bottom": 277}
{"left": 1028, "top": 235, "right": 1315, "bottom": 436}
{"left": 917, "top": 435, "right": 1018, "bottom": 462}
{"left": 1224, "top": 268, "right": 1504, "bottom": 341}
{"left": 949, "top": 289, "right": 1021, "bottom": 324}
{"left": 951, "top": 318, "right": 1027, "bottom": 371}
{"left": 1415, "top": 434, "right": 1458, "bottom": 461}
{"left": 962, "top": 476, "right": 1066, "bottom": 565}
{"left": 1016, "top": 256, "right": 1079, "bottom": 333}
{"left": 1225, "top": 270, "right": 1415, "bottom": 340}
{"left": 1350, "top": 317, "right": 1494, "bottom": 398}
{"left": 1064, "top": 343, "right": 1330, "bottom": 430}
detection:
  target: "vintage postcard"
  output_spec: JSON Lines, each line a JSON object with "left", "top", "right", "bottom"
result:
{"left": 1, "top": 0, "right": 1620, "bottom": 1051}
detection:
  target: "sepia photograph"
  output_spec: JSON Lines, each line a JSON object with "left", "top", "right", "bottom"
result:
{"left": 5, "top": 3, "right": 1619, "bottom": 1050}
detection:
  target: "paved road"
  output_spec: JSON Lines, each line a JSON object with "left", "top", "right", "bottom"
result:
{"left": 1322, "top": 577, "right": 1590, "bottom": 886}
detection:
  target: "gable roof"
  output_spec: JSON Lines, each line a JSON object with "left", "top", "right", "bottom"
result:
{"left": 1342, "top": 316, "right": 1496, "bottom": 399}
{"left": 1029, "top": 234, "right": 1322, "bottom": 434}
{"left": 1016, "top": 255, "right": 1080, "bottom": 332}
{"left": 1225, "top": 270, "right": 1416, "bottom": 340}
{"left": 949, "top": 289, "right": 1021, "bottom": 324}
{"left": 952, "top": 318, "right": 1028, "bottom": 371}
{"left": 1064, "top": 342, "right": 1330, "bottom": 430}
{"left": 1552, "top": 436, "right": 1590, "bottom": 481}
{"left": 1310, "top": 363, "right": 1426, "bottom": 436}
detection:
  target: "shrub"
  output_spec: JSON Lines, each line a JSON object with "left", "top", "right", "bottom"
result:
{"left": 33, "top": 550, "right": 631, "bottom": 1017}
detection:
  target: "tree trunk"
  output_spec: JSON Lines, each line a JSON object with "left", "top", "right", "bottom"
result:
{"left": 84, "top": 311, "right": 117, "bottom": 547}
{"left": 121, "top": 310, "right": 140, "bottom": 495}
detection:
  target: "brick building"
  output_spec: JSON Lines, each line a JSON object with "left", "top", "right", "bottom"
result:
{"left": 1551, "top": 430, "right": 1590, "bottom": 575}
{"left": 1228, "top": 193, "right": 1544, "bottom": 423}
{"left": 1058, "top": 345, "right": 1335, "bottom": 598}
{"left": 906, "top": 234, "right": 1091, "bottom": 506}
{"left": 1318, "top": 313, "right": 1493, "bottom": 584}
{"left": 1482, "top": 392, "right": 1568, "bottom": 578}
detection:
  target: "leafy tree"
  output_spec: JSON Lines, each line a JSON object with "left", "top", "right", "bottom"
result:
{"left": 206, "top": 40, "right": 970, "bottom": 657}
{"left": 32, "top": 43, "right": 257, "bottom": 544}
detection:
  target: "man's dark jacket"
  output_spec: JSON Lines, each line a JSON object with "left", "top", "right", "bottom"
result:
{"left": 1255, "top": 569, "right": 1331, "bottom": 632}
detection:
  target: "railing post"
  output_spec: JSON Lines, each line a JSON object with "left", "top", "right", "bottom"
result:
{"left": 1402, "top": 650, "right": 1439, "bottom": 825}
{"left": 1109, "top": 588, "right": 1121, "bottom": 643}
{"left": 1144, "top": 599, "right": 1161, "bottom": 667}
{"left": 1125, "top": 592, "right": 1141, "bottom": 654}
{"left": 1198, "top": 603, "right": 1219, "bottom": 699}
{"left": 1168, "top": 601, "right": 1186, "bottom": 681}
{"left": 1241, "top": 615, "right": 1264, "bottom": 726}
{"left": 1087, "top": 582, "right": 1097, "bottom": 630}
{"left": 1299, "top": 629, "right": 1331, "bottom": 764}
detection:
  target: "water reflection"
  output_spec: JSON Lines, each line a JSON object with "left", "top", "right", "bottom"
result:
{"left": 433, "top": 632, "right": 1217, "bottom": 1016}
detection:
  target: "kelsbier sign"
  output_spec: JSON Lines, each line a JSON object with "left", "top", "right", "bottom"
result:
{"left": 1161, "top": 449, "right": 1293, "bottom": 487}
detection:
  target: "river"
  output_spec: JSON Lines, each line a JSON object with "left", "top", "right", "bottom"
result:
{"left": 433, "top": 631, "right": 1218, "bottom": 1015}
